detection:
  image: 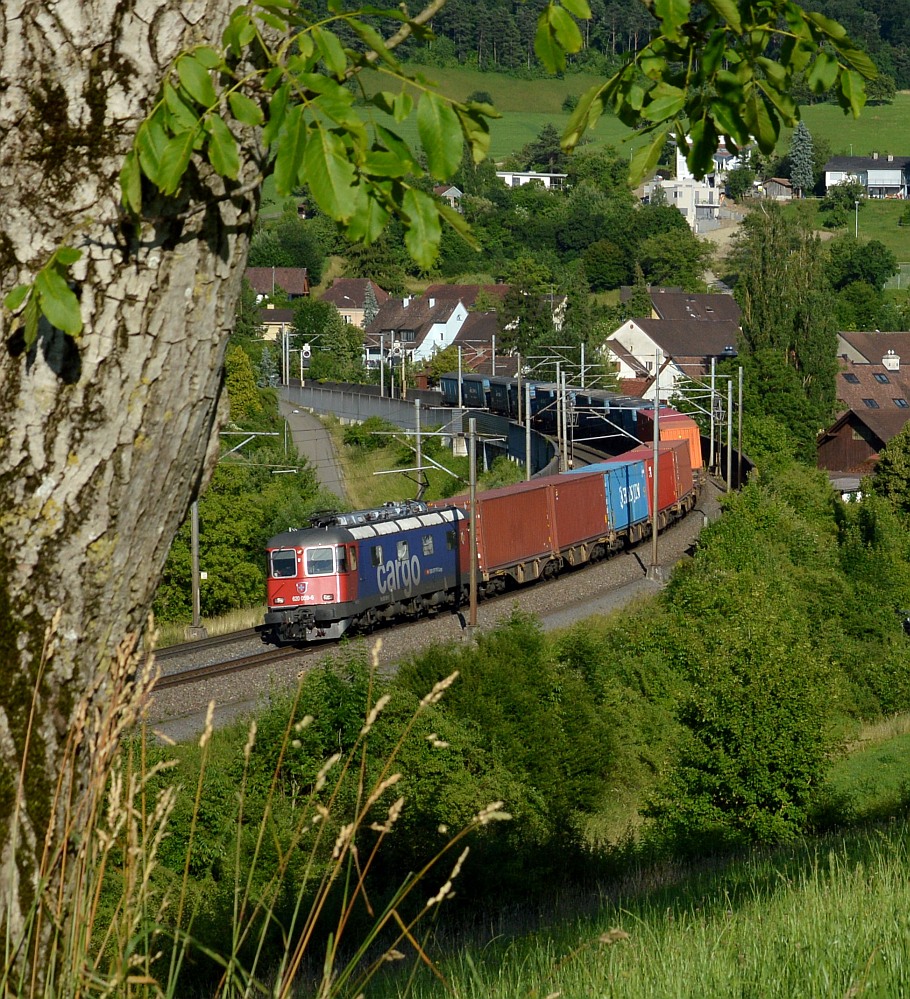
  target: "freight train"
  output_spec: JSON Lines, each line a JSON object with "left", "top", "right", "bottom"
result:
{"left": 258, "top": 406, "right": 702, "bottom": 646}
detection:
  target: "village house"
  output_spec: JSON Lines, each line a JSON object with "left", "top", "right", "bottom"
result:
{"left": 319, "top": 278, "right": 388, "bottom": 329}
{"left": 824, "top": 154, "right": 910, "bottom": 199}
{"left": 818, "top": 332, "right": 910, "bottom": 488}
{"left": 245, "top": 266, "right": 310, "bottom": 301}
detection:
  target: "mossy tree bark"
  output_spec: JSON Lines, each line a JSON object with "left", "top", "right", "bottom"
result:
{"left": 0, "top": 0, "right": 259, "bottom": 953}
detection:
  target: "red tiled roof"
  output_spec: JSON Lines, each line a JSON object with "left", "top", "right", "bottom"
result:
{"left": 246, "top": 267, "right": 310, "bottom": 296}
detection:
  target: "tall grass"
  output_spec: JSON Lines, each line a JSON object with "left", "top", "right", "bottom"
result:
{"left": 370, "top": 825, "right": 910, "bottom": 998}
{"left": 2, "top": 624, "right": 508, "bottom": 997}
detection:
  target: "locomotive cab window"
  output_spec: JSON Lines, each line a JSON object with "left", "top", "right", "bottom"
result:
{"left": 336, "top": 545, "right": 348, "bottom": 573}
{"left": 371, "top": 545, "right": 383, "bottom": 568}
{"left": 348, "top": 545, "right": 358, "bottom": 570}
{"left": 270, "top": 549, "right": 298, "bottom": 578}
{"left": 422, "top": 534, "right": 434, "bottom": 556}
{"left": 306, "top": 546, "right": 335, "bottom": 576}
{"left": 397, "top": 540, "right": 409, "bottom": 561}
{"left": 446, "top": 529, "right": 457, "bottom": 550}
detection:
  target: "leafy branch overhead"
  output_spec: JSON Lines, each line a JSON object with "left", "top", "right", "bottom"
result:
{"left": 561, "top": 0, "right": 877, "bottom": 183}
{"left": 3, "top": 0, "right": 873, "bottom": 346}
{"left": 119, "top": 0, "right": 503, "bottom": 270}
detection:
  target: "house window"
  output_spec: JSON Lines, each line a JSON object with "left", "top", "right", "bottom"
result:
{"left": 842, "top": 373, "right": 860, "bottom": 384}
{"left": 402, "top": 330, "right": 416, "bottom": 343}
{"left": 862, "top": 398, "right": 880, "bottom": 408}
{"left": 895, "top": 398, "right": 909, "bottom": 408}
{"left": 874, "top": 373, "right": 890, "bottom": 383}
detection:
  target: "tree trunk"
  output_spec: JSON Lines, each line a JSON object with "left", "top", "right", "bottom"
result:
{"left": 0, "top": 0, "right": 260, "bottom": 954}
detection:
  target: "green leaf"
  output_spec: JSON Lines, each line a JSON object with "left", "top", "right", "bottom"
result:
{"left": 547, "top": 5, "right": 583, "bottom": 53}
{"left": 158, "top": 130, "right": 196, "bottom": 195}
{"left": 709, "top": 99, "right": 750, "bottom": 147}
{"left": 205, "top": 115, "right": 240, "bottom": 179}
{"left": 392, "top": 92, "right": 413, "bottom": 122}
{"left": 374, "top": 124, "right": 418, "bottom": 168}
{"left": 416, "top": 92, "right": 462, "bottom": 180}
{"left": 312, "top": 26, "right": 348, "bottom": 77}
{"left": 642, "top": 85, "right": 686, "bottom": 123}
{"left": 347, "top": 18, "right": 394, "bottom": 66}
{"left": 262, "top": 85, "right": 289, "bottom": 147}
{"left": 807, "top": 52, "right": 838, "bottom": 94}
{"left": 563, "top": 82, "right": 606, "bottom": 149}
{"left": 361, "top": 150, "right": 411, "bottom": 178}
{"left": 654, "top": 0, "right": 691, "bottom": 39}
{"left": 838, "top": 69, "right": 867, "bottom": 118}
{"left": 53, "top": 247, "right": 82, "bottom": 267}
{"left": 164, "top": 81, "right": 200, "bottom": 131}
{"left": 743, "top": 88, "right": 778, "bottom": 152}
{"left": 303, "top": 122, "right": 357, "bottom": 220}
{"left": 839, "top": 44, "right": 877, "bottom": 81}
{"left": 35, "top": 267, "right": 81, "bottom": 336}
{"left": 228, "top": 92, "right": 263, "bottom": 126}
{"left": 194, "top": 46, "right": 223, "bottom": 70}
{"left": 4, "top": 284, "right": 31, "bottom": 312}
{"left": 806, "top": 10, "right": 847, "bottom": 41}
{"left": 120, "top": 150, "right": 142, "bottom": 213}
{"left": 345, "top": 184, "right": 390, "bottom": 244}
{"left": 703, "top": 0, "right": 741, "bottom": 32}
{"left": 560, "top": 0, "right": 591, "bottom": 18}
{"left": 456, "top": 106, "right": 492, "bottom": 164}
{"left": 403, "top": 188, "right": 441, "bottom": 269}
{"left": 176, "top": 54, "right": 218, "bottom": 108}
{"left": 23, "top": 294, "right": 39, "bottom": 351}
{"left": 755, "top": 56, "right": 787, "bottom": 89}
{"left": 438, "top": 200, "right": 477, "bottom": 249}
{"left": 274, "top": 104, "right": 307, "bottom": 195}
{"left": 628, "top": 129, "right": 668, "bottom": 186}
{"left": 535, "top": 6, "right": 566, "bottom": 74}
{"left": 136, "top": 113, "right": 168, "bottom": 185}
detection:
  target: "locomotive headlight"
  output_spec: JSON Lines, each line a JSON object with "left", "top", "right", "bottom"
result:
{"left": 322, "top": 594, "right": 335, "bottom": 602}
{"left": 274, "top": 598, "right": 285, "bottom": 604}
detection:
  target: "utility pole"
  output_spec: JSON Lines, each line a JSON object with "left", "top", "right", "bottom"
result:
{"left": 380, "top": 334, "right": 385, "bottom": 397}
{"left": 555, "top": 361, "right": 563, "bottom": 472}
{"left": 525, "top": 380, "right": 532, "bottom": 481}
{"left": 737, "top": 365, "right": 743, "bottom": 489}
{"left": 187, "top": 500, "right": 207, "bottom": 639}
{"left": 709, "top": 356, "right": 716, "bottom": 473}
{"left": 727, "top": 378, "right": 733, "bottom": 492}
{"left": 580, "top": 342, "right": 586, "bottom": 389}
{"left": 647, "top": 348, "right": 662, "bottom": 581}
{"left": 415, "top": 397, "right": 424, "bottom": 499}
{"left": 468, "top": 418, "right": 478, "bottom": 635}
{"left": 491, "top": 334, "right": 496, "bottom": 376}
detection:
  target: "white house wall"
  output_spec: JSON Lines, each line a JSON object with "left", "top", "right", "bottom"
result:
{"left": 412, "top": 303, "right": 469, "bottom": 361}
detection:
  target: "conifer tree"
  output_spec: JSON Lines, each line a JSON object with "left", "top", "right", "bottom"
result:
{"left": 790, "top": 122, "right": 815, "bottom": 199}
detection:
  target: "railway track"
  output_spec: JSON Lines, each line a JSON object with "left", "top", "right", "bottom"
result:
{"left": 154, "top": 627, "right": 260, "bottom": 662}
{"left": 154, "top": 645, "right": 311, "bottom": 691}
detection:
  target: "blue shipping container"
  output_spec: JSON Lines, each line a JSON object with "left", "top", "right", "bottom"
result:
{"left": 567, "top": 459, "right": 649, "bottom": 531}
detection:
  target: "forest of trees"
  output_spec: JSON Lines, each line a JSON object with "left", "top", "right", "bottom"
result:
{"left": 358, "top": 0, "right": 910, "bottom": 90}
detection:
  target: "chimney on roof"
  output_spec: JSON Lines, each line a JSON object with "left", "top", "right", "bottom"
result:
{"left": 429, "top": 297, "right": 435, "bottom": 308}
{"left": 873, "top": 151, "right": 879, "bottom": 160}
{"left": 403, "top": 296, "right": 411, "bottom": 308}
{"left": 883, "top": 349, "right": 900, "bottom": 371}
{"left": 888, "top": 154, "right": 894, "bottom": 162}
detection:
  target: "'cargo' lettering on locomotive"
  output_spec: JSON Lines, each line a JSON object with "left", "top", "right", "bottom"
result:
{"left": 377, "top": 554, "right": 422, "bottom": 597}
{"left": 618, "top": 482, "right": 642, "bottom": 507}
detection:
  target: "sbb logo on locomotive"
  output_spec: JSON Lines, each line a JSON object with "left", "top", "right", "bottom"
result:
{"left": 376, "top": 554, "right": 422, "bottom": 597}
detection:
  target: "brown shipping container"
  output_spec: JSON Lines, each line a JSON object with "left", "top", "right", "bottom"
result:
{"left": 623, "top": 439, "right": 690, "bottom": 514}
{"left": 549, "top": 471, "right": 610, "bottom": 549}
{"left": 433, "top": 479, "right": 555, "bottom": 573}
{"left": 637, "top": 409, "right": 702, "bottom": 472}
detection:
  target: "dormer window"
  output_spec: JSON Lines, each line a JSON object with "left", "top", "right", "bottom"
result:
{"left": 842, "top": 373, "right": 860, "bottom": 384}
{"left": 862, "top": 398, "right": 880, "bottom": 408}
{"left": 874, "top": 373, "right": 890, "bottom": 383}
